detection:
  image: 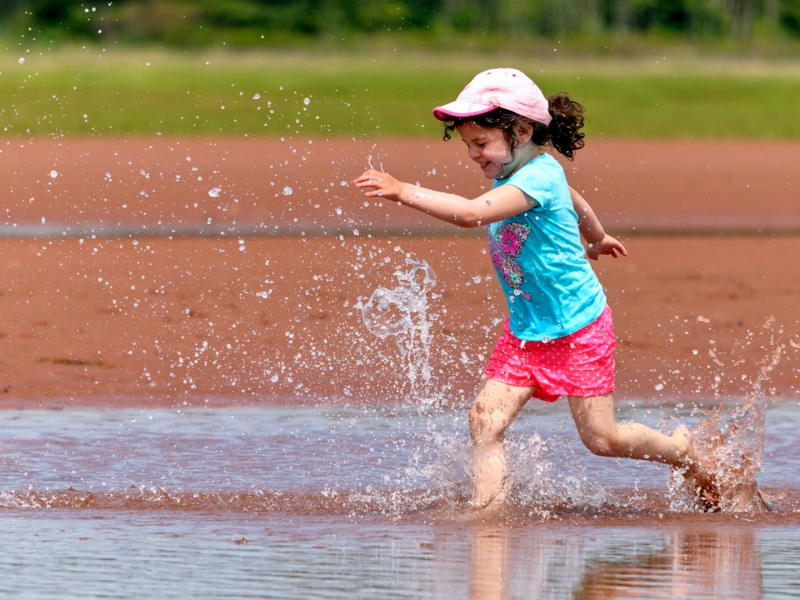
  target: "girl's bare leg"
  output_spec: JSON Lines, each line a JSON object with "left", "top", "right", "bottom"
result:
{"left": 568, "top": 394, "right": 693, "bottom": 467}
{"left": 469, "top": 379, "right": 535, "bottom": 510}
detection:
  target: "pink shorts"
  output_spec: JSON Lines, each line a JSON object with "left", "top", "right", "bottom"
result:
{"left": 484, "top": 305, "right": 616, "bottom": 402}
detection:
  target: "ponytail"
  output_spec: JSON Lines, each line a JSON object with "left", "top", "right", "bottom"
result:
{"left": 543, "top": 92, "right": 585, "bottom": 159}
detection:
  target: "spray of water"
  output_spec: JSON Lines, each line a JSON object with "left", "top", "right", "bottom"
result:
{"left": 359, "top": 257, "right": 437, "bottom": 396}
{"left": 670, "top": 318, "right": 785, "bottom": 513}
{"left": 359, "top": 257, "right": 636, "bottom": 518}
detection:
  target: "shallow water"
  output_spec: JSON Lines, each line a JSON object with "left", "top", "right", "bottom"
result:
{"left": 1, "top": 400, "right": 798, "bottom": 506}
{"left": 4, "top": 512, "right": 799, "bottom": 599}
{"left": 2, "top": 400, "right": 800, "bottom": 597}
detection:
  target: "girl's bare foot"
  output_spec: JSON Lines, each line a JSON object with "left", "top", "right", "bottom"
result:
{"left": 470, "top": 478, "right": 511, "bottom": 515}
{"left": 672, "top": 426, "right": 695, "bottom": 468}
{"left": 673, "top": 426, "right": 720, "bottom": 511}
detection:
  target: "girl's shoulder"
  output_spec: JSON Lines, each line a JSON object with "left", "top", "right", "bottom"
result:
{"left": 516, "top": 152, "right": 564, "bottom": 177}
{"left": 503, "top": 153, "right": 569, "bottom": 210}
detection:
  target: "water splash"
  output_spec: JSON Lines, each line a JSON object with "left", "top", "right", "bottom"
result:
{"left": 671, "top": 318, "right": 785, "bottom": 513}
{"left": 359, "top": 258, "right": 436, "bottom": 395}
{"left": 413, "top": 430, "right": 613, "bottom": 519}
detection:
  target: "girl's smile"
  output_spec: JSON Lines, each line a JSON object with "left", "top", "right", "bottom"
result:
{"left": 457, "top": 121, "right": 540, "bottom": 180}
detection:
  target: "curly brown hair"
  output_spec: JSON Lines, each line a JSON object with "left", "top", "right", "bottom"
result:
{"left": 442, "top": 92, "right": 585, "bottom": 160}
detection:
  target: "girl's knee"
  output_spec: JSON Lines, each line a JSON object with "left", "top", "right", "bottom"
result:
{"left": 469, "top": 402, "right": 507, "bottom": 443}
{"left": 578, "top": 428, "right": 619, "bottom": 457}
{"left": 469, "top": 403, "right": 489, "bottom": 437}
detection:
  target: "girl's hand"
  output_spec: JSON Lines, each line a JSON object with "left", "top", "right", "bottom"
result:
{"left": 353, "top": 169, "right": 405, "bottom": 203}
{"left": 587, "top": 234, "right": 628, "bottom": 261}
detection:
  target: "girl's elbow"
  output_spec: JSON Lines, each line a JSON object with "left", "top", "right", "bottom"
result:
{"left": 456, "top": 220, "right": 479, "bottom": 229}
{"left": 457, "top": 213, "right": 483, "bottom": 228}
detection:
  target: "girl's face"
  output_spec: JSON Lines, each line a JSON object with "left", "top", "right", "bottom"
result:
{"left": 457, "top": 121, "right": 533, "bottom": 180}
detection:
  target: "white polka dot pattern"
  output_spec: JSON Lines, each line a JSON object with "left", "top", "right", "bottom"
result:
{"left": 484, "top": 305, "right": 615, "bottom": 401}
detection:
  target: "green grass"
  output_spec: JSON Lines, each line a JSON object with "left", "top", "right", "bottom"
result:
{"left": 1, "top": 47, "right": 800, "bottom": 139}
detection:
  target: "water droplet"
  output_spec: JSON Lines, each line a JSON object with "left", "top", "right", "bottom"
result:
{"left": 335, "top": 207, "right": 342, "bottom": 215}
{"left": 253, "top": 93, "right": 260, "bottom": 100}
{"left": 208, "top": 187, "right": 221, "bottom": 198}
{"left": 18, "top": 58, "right": 24, "bottom": 64}
{"left": 303, "top": 97, "right": 310, "bottom": 105}
{"left": 655, "top": 383, "right": 665, "bottom": 391}
{"left": 49, "top": 170, "right": 58, "bottom": 179}
{"left": 340, "top": 181, "right": 348, "bottom": 187}
{"left": 282, "top": 186, "right": 293, "bottom": 196}
{"left": 270, "top": 375, "right": 279, "bottom": 383}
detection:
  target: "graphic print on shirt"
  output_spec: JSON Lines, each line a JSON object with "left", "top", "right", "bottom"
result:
{"left": 488, "top": 222, "right": 532, "bottom": 301}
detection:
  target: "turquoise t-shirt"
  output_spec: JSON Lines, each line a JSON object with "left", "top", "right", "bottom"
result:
{"left": 488, "top": 152, "right": 606, "bottom": 341}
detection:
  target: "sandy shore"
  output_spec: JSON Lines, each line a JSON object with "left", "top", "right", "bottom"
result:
{"left": 0, "top": 137, "right": 798, "bottom": 235}
{"left": 0, "top": 234, "right": 796, "bottom": 408}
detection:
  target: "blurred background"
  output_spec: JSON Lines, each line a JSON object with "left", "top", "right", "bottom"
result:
{"left": 3, "top": 0, "right": 800, "bottom": 49}
{"left": 0, "top": 0, "right": 799, "bottom": 138}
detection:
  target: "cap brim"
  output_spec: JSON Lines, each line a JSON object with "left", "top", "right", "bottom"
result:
{"left": 432, "top": 101, "right": 496, "bottom": 122}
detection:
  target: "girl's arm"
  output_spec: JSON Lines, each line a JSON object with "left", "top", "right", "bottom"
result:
{"left": 354, "top": 169, "right": 534, "bottom": 228}
{"left": 568, "top": 186, "right": 628, "bottom": 261}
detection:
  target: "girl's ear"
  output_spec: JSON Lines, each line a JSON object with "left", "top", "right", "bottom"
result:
{"left": 515, "top": 122, "right": 534, "bottom": 145}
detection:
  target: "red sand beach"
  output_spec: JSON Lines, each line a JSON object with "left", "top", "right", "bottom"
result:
{"left": 1, "top": 137, "right": 799, "bottom": 234}
{"left": 0, "top": 138, "right": 797, "bottom": 407}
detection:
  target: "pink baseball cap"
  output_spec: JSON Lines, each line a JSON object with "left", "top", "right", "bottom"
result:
{"left": 432, "top": 68, "right": 552, "bottom": 126}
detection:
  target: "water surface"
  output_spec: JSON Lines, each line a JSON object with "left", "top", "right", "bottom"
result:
{"left": 2, "top": 400, "right": 800, "bottom": 598}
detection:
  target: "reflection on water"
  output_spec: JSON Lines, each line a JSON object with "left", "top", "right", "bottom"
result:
{"left": 469, "top": 525, "right": 508, "bottom": 600}
{"left": 464, "top": 525, "right": 763, "bottom": 600}
{"left": 3, "top": 513, "right": 798, "bottom": 599}
{"left": 573, "top": 529, "right": 760, "bottom": 599}
{"left": 2, "top": 401, "right": 800, "bottom": 597}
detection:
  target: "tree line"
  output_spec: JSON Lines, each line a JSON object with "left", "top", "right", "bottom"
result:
{"left": 2, "top": 0, "right": 799, "bottom": 44}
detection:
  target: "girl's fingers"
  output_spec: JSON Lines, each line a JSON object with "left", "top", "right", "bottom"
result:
{"left": 353, "top": 170, "right": 379, "bottom": 184}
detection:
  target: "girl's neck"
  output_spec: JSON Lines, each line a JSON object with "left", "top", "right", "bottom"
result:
{"left": 499, "top": 144, "right": 544, "bottom": 180}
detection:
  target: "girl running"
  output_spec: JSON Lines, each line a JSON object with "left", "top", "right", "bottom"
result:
{"left": 354, "top": 68, "right": 704, "bottom": 511}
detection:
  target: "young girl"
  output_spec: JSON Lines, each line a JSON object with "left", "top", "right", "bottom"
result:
{"left": 354, "top": 68, "right": 704, "bottom": 511}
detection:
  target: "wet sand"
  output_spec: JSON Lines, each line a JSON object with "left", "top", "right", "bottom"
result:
{"left": 1, "top": 137, "right": 799, "bottom": 235}
{"left": 0, "top": 234, "right": 797, "bottom": 407}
